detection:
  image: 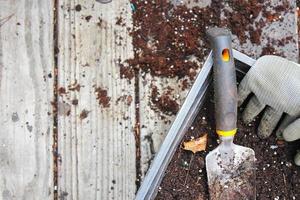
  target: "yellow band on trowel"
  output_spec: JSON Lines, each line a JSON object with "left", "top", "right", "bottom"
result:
{"left": 216, "top": 129, "right": 237, "bottom": 137}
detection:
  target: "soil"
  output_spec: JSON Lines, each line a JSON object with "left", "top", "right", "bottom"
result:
{"left": 126, "top": 0, "right": 221, "bottom": 80}
{"left": 150, "top": 85, "right": 179, "bottom": 116}
{"left": 156, "top": 92, "right": 300, "bottom": 200}
{"left": 126, "top": 0, "right": 292, "bottom": 115}
{"left": 125, "top": 0, "right": 299, "bottom": 197}
{"left": 71, "top": 99, "right": 78, "bottom": 106}
{"left": 126, "top": 0, "right": 289, "bottom": 81}
{"left": 94, "top": 87, "right": 111, "bottom": 108}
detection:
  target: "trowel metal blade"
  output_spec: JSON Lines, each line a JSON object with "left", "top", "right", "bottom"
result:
{"left": 206, "top": 144, "right": 256, "bottom": 200}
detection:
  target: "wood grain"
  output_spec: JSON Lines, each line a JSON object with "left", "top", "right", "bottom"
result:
{"left": 56, "top": 1, "right": 136, "bottom": 199}
{"left": 0, "top": 0, "right": 54, "bottom": 199}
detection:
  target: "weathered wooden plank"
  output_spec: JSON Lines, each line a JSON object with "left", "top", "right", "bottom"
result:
{"left": 140, "top": 0, "right": 299, "bottom": 177}
{"left": 57, "top": 1, "right": 136, "bottom": 199}
{"left": 0, "top": 0, "right": 54, "bottom": 199}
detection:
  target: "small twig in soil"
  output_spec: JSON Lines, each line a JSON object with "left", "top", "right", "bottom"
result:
{"left": 0, "top": 14, "right": 14, "bottom": 27}
{"left": 155, "top": 49, "right": 167, "bottom": 53}
{"left": 183, "top": 154, "right": 194, "bottom": 186}
{"left": 282, "top": 172, "right": 288, "bottom": 199}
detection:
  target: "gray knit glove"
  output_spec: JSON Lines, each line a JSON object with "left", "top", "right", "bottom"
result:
{"left": 238, "top": 55, "right": 300, "bottom": 166}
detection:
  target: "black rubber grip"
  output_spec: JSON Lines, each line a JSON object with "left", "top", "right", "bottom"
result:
{"left": 207, "top": 27, "right": 237, "bottom": 132}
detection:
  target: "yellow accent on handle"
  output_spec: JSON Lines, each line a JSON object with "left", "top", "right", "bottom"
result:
{"left": 216, "top": 129, "right": 237, "bottom": 137}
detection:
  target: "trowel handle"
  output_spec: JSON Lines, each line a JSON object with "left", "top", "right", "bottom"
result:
{"left": 207, "top": 27, "right": 237, "bottom": 137}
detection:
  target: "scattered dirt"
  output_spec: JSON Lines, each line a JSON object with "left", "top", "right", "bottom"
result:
{"left": 221, "top": 0, "right": 264, "bottom": 45}
{"left": 181, "top": 79, "right": 190, "bottom": 91}
{"left": 72, "top": 99, "right": 78, "bottom": 106}
{"left": 126, "top": 0, "right": 294, "bottom": 116}
{"left": 119, "top": 63, "right": 135, "bottom": 80}
{"left": 116, "top": 16, "right": 125, "bottom": 26}
{"left": 68, "top": 80, "right": 81, "bottom": 92}
{"left": 156, "top": 91, "right": 300, "bottom": 200}
{"left": 75, "top": 4, "right": 82, "bottom": 12}
{"left": 125, "top": 0, "right": 291, "bottom": 83}
{"left": 150, "top": 85, "right": 179, "bottom": 116}
{"left": 94, "top": 87, "right": 111, "bottom": 108}
{"left": 79, "top": 109, "right": 89, "bottom": 120}
{"left": 85, "top": 15, "right": 92, "bottom": 22}
{"left": 261, "top": 44, "right": 278, "bottom": 56}
{"left": 116, "top": 95, "right": 133, "bottom": 106}
{"left": 58, "top": 87, "right": 66, "bottom": 96}
{"left": 97, "top": 17, "right": 104, "bottom": 28}
{"left": 208, "top": 152, "right": 256, "bottom": 200}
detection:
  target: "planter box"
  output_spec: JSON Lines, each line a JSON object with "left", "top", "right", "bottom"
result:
{"left": 136, "top": 50, "right": 256, "bottom": 200}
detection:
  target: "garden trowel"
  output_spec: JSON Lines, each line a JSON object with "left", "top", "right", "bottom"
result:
{"left": 205, "top": 27, "right": 256, "bottom": 200}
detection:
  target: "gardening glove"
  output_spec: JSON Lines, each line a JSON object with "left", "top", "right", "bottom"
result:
{"left": 238, "top": 55, "right": 300, "bottom": 166}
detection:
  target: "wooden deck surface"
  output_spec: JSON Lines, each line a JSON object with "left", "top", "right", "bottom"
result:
{"left": 0, "top": 0, "right": 54, "bottom": 199}
{"left": 56, "top": 1, "right": 136, "bottom": 199}
{"left": 0, "top": 0, "right": 298, "bottom": 199}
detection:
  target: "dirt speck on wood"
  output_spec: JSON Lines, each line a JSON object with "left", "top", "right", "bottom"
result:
{"left": 72, "top": 99, "right": 78, "bottom": 106}
{"left": 124, "top": 0, "right": 292, "bottom": 118}
{"left": 150, "top": 85, "right": 179, "bottom": 116}
{"left": 85, "top": 15, "right": 92, "bottom": 22}
{"left": 94, "top": 87, "right": 111, "bottom": 108}
{"left": 75, "top": 4, "right": 82, "bottom": 12}
{"left": 120, "top": 63, "right": 135, "bottom": 80}
{"left": 68, "top": 80, "right": 81, "bottom": 92}
{"left": 58, "top": 87, "right": 66, "bottom": 96}
{"left": 116, "top": 95, "right": 133, "bottom": 106}
{"left": 79, "top": 109, "right": 89, "bottom": 120}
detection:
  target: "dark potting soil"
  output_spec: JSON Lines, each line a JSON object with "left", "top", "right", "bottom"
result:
{"left": 156, "top": 92, "right": 300, "bottom": 200}
{"left": 126, "top": 1, "right": 299, "bottom": 198}
{"left": 127, "top": 0, "right": 292, "bottom": 115}
{"left": 126, "top": 0, "right": 290, "bottom": 79}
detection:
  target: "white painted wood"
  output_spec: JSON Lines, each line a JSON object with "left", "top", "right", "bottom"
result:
{"left": 57, "top": 1, "right": 136, "bottom": 199}
{"left": 0, "top": 0, "right": 54, "bottom": 199}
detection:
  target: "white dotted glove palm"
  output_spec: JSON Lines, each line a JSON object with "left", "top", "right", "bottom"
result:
{"left": 238, "top": 55, "right": 300, "bottom": 166}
